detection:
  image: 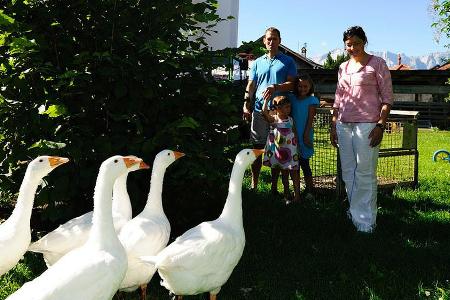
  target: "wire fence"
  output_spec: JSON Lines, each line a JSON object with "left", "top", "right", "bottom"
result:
{"left": 309, "top": 108, "right": 418, "bottom": 194}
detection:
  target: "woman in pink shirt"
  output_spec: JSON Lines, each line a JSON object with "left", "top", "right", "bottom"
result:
{"left": 330, "top": 26, "right": 393, "bottom": 233}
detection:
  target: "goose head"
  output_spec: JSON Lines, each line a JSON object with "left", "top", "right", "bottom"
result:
{"left": 126, "top": 155, "right": 151, "bottom": 172}
{"left": 27, "top": 156, "right": 69, "bottom": 178}
{"left": 100, "top": 155, "right": 147, "bottom": 177}
{"left": 154, "top": 150, "right": 185, "bottom": 169}
{"left": 234, "top": 149, "right": 264, "bottom": 167}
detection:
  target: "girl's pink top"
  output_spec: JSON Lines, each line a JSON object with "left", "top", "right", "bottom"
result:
{"left": 333, "top": 55, "right": 393, "bottom": 122}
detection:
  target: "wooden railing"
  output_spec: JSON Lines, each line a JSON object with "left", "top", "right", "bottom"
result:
{"left": 300, "top": 69, "right": 450, "bottom": 128}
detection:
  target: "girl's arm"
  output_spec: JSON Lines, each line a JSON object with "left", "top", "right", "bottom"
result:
{"left": 303, "top": 105, "right": 317, "bottom": 148}
{"left": 291, "top": 117, "right": 300, "bottom": 148}
{"left": 262, "top": 97, "right": 275, "bottom": 123}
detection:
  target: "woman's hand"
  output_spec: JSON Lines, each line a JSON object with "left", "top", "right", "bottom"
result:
{"left": 330, "top": 126, "right": 338, "bottom": 148}
{"left": 368, "top": 125, "right": 384, "bottom": 147}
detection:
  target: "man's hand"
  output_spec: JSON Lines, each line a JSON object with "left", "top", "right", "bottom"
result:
{"left": 262, "top": 85, "right": 276, "bottom": 100}
{"left": 242, "top": 101, "right": 252, "bottom": 122}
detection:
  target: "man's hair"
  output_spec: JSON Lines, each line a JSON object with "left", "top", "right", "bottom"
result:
{"left": 265, "top": 27, "right": 281, "bottom": 39}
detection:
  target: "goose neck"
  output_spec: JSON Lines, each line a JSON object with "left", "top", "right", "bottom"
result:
{"left": 142, "top": 164, "right": 165, "bottom": 214}
{"left": 112, "top": 173, "right": 132, "bottom": 220}
{"left": 9, "top": 170, "right": 41, "bottom": 225}
{"left": 88, "top": 169, "right": 120, "bottom": 248}
{"left": 219, "top": 160, "right": 245, "bottom": 227}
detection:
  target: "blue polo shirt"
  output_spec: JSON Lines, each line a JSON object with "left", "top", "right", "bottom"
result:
{"left": 249, "top": 52, "right": 297, "bottom": 112}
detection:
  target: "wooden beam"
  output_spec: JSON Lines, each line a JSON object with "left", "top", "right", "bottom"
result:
{"left": 315, "top": 84, "right": 450, "bottom": 94}
{"left": 393, "top": 85, "right": 450, "bottom": 94}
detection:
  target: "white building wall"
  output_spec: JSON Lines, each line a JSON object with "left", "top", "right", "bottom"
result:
{"left": 193, "top": 0, "right": 239, "bottom": 50}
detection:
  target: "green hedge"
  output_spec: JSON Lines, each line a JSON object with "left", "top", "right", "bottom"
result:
{"left": 0, "top": 0, "right": 243, "bottom": 230}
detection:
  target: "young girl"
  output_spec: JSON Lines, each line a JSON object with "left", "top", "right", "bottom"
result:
{"left": 290, "top": 74, "right": 320, "bottom": 196}
{"left": 262, "top": 95, "right": 301, "bottom": 203}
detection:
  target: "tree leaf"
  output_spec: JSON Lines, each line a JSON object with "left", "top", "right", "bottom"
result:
{"left": 177, "top": 116, "right": 200, "bottom": 129}
{"left": 39, "top": 104, "right": 68, "bottom": 118}
{"left": 28, "top": 140, "right": 67, "bottom": 150}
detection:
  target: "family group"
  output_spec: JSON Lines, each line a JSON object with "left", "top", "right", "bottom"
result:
{"left": 242, "top": 26, "right": 394, "bottom": 234}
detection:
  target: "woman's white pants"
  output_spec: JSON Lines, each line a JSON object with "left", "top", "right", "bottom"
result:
{"left": 336, "top": 122, "right": 379, "bottom": 233}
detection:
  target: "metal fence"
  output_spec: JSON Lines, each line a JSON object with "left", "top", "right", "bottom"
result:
{"left": 309, "top": 108, "right": 419, "bottom": 195}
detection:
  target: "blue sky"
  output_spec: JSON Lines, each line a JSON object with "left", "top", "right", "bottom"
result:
{"left": 237, "top": 0, "right": 449, "bottom": 57}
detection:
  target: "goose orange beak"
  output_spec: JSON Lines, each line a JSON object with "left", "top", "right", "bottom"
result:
{"left": 139, "top": 161, "right": 150, "bottom": 169}
{"left": 173, "top": 151, "right": 185, "bottom": 160}
{"left": 48, "top": 157, "right": 70, "bottom": 167}
{"left": 252, "top": 149, "right": 264, "bottom": 157}
{"left": 123, "top": 156, "right": 142, "bottom": 168}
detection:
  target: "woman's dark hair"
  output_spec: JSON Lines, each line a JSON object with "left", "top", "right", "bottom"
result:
{"left": 294, "top": 73, "right": 315, "bottom": 97}
{"left": 343, "top": 26, "right": 368, "bottom": 45}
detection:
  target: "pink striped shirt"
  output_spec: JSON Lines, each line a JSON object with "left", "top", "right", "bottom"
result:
{"left": 333, "top": 55, "right": 393, "bottom": 122}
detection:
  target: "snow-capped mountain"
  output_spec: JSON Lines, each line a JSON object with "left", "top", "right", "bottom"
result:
{"left": 311, "top": 49, "right": 450, "bottom": 69}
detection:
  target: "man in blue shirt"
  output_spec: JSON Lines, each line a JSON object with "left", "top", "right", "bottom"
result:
{"left": 242, "top": 27, "right": 297, "bottom": 191}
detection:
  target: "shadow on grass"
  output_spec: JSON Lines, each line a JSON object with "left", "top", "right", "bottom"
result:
{"left": 215, "top": 187, "right": 450, "bottom": 300}
{"left": 2, "top": 183, "right": 450, "bottom": 300}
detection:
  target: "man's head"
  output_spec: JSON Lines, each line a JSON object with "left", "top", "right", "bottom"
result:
{"left": 263, "top": 27, "right": 281, "bottom": 53}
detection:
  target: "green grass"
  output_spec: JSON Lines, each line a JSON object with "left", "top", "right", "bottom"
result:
{"left": 1, "top": 129, "right": 450, "bottom": 299}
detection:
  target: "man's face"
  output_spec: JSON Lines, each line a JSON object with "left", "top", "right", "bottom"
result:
{"left": 263, "top": 31, "right": 280, "bottom": 52}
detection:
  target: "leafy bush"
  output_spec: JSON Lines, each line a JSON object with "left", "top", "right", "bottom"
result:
{"left": 0, "top": 0, "right": 243, "bottom": 230}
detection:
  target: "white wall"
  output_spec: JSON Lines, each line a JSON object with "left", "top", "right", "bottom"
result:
{"left": 193, "top": 0, "right": 239, "bottom": 50}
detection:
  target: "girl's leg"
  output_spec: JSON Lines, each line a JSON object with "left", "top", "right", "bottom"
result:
{"left": 289, "top": 169, "right": 301, "bottom": 202}
{"left": 280, "top": 170, "right": 290, "bottom": 199}
{"left": 271, "top": 168, "right": 281, "bottom": 195}
{"left": 300, "top": 158, "right": 314, "bottom": 193}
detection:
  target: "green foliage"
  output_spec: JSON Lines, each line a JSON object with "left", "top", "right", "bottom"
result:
{"left": 323, "top": 52, "right": 350, "bottom": 69}
{"left": 431, "top": 0, "right": 450, "bottom": 44}
{"left": 0, "top": 0, "right": 242, "bottom": 225}
{"left": 238, "top": 39, "right": 267, "bottom": 58}
{"left": 431, "top": 0, "right": 450, "bottom": 101}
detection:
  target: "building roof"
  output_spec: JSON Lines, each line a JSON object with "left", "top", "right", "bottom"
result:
{"left": 389, "top": 54, "right": 413, "bottom": 70}
{"left": 431, "top": 62, "right": 450, "bottom": 70}
{"left": 279, "top": 43, "right": 323, "bottom": 69}
{"left": 390, "top": 64, "right": 413, "bottom": 70}
{"left": 251, "top": 36, "right": 323, "bottom": 69}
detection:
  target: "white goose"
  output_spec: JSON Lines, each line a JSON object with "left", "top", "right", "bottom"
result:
{"left": 28, "top": 157, "right": 148, "bottom": 267}
{"left": 118, "top": 150, "right": 184, "bottom": 300}
{"left": 6, "top": 155, "right": 146, "bottom": 300}
{"left": 141, "top": 149, "right": 263, "bottom": 300}
{"left": 0, "top": 156, "right": 69, "bottom": 277}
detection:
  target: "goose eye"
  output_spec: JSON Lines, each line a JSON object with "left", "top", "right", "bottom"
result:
{"left": 39, "top": 159, "right": 43, "bottom": 162}
{"left": 167, "top": 153, "right": 170, "bottom": 156}
{"left": 247, "top": 151, "right": 250, "bottom": 155}
{"left": 114, "top": 159, "right": 118, "bottom": 163}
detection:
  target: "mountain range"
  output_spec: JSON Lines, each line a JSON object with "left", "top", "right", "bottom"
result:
{"left": 311, "top": 49, "right": 449, "bottom": 69}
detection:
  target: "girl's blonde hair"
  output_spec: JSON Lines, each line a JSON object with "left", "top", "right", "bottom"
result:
{"left": 295, "top": 73, "right": 315, "bottom": 96}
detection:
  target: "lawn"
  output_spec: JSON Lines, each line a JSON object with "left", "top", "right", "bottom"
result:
{"left": 1, "top": 129, "right": 449, "bottom": 300}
